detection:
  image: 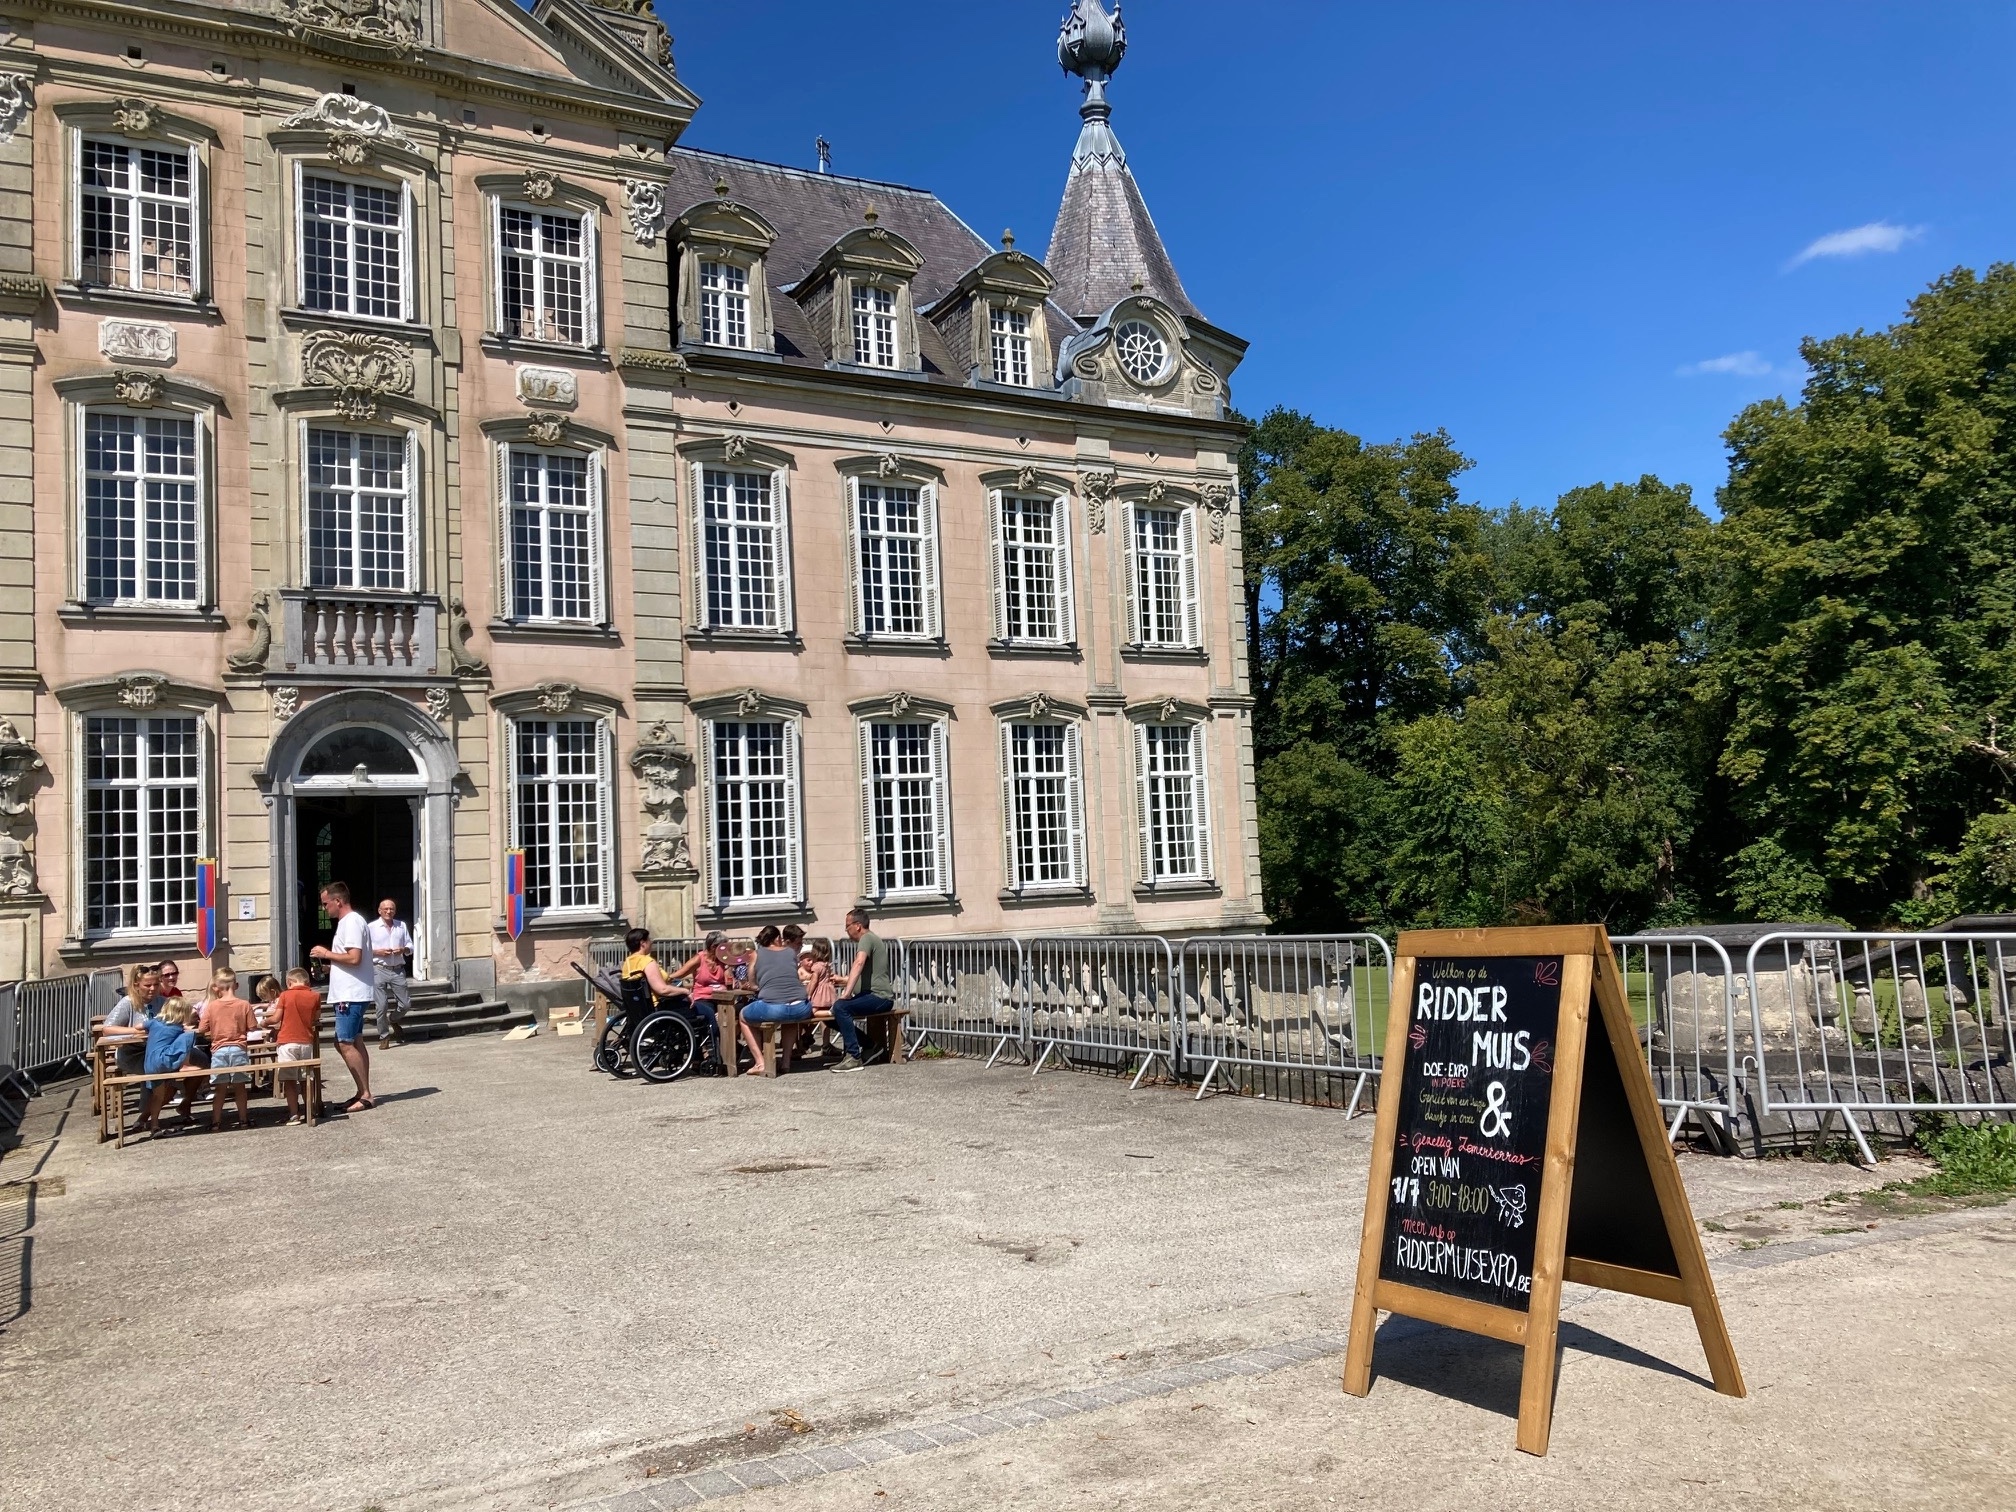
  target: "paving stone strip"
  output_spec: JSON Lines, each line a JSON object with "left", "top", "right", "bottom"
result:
{"left": 564, "top": 1201, "right": 2012, "bottom": 1512}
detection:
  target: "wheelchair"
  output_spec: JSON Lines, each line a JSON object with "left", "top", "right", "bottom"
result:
{"left": 570, "top": 963, "right": 719, "bottom": 1083}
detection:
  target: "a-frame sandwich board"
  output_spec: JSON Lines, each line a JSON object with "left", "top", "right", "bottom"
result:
{"left": 1341, "top": 925, "right": 1744, "bottom": 1455}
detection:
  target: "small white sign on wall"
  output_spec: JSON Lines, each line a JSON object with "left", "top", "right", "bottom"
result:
{"left": 237, "top": 897, "right": 257, "bottom": 921}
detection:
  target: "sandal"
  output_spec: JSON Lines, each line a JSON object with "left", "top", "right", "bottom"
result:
{"left": 343, "top": 1096, "right": 375, "bottom": 1113}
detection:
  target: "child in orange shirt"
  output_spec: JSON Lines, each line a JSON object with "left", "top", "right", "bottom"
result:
{"left": 197, "top": 968, "right": 257, "bottom": 1132}
{"left": 270, "top": 967, "right": 323, "bottom": 1125}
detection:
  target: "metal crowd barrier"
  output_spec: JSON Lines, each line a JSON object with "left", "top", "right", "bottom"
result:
{"left": 12, "top": 971, "right": 109, "bottom": 1076}
{"left": 1022, "top": 936, "right": 1180, "bottom": 1088}
{"left": 899, "top": 938, "right": 1027, "bottom": 1065}
{"left": 1745, "top": 932, "right": 2016, "bottom": 1164}
{"left": 1610, "top": 935, "right": 1743, "bottom": 1154}
{"left": 1178, "top": 935, "right": 1391, "bottom": 1115}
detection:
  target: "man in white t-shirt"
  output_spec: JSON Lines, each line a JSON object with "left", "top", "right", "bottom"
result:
{"left": 367, "top": 897, "right": 415, "bottom": 1048}
{"left": 310, "top": 880, "right": 375, "bottom": 1111}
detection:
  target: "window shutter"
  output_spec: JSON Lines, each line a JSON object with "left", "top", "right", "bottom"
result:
{"left": 586, "top": 450, "right": 608, "bottom": 625}
{"left": 698, "top": 720, "right": 718, "bottom": 907}
{"left": 845, "top": 475, "right": 863, "bottom": 636}
{"left": 1053, "top": 492, "right": 1076, "bottom": 644}
{"left": 503, "top": 718, "right": 522, "bottom": 852}
{"left": 399, "top": 178, "right": 416, "bottom": 323}
{"left": 489, "top": 194, "right": 504, "bottom": 334}
{"left": 496, "top": 442, "right": 515, "bottom": 620}
{"left": 689, "top": 461, "right": 708, "bottom": 629}
{"left": 986, "top": 490, "right": 1007, "bottom": 641}
{"left": 782, "top": 720, "right": 804, "bottom": 904}
{"left": 858, "top": 720, "right": 878, "bottom": 900}
{"left": 292, "top": 160, "right": 306, "bottom": 309}
{"left": 402, "top": 428, "right": 420, "bottom": 593}
{"left": 1179, "top": 506, "right": 1201, "bottom": 649}
{"left": 193, "top": 410, "right": 213, "bottom": 609}
{"left": 1134, "top": 722, "right": 1154, "bottom": 884}
{"left": 931, "top": 719, "right": 952, "bottom": 895}
{"left": 999, "top": 722, "right": 1018, "bottom": 891}
{"left": 920, "top": 482, "right": 942, "bottom": 640}
{"left": 1121, "top": 501, "right": 1139, "bottom": 645}
{"left": 1189, "top": 722, "right": 1213, "bottom": 882}
{"left": 1064, "top": 723, "right": 1087, "bottom": 891}
{"left": 68, "top": 130, "right": 82, "bottom": 285}
{"left": 186, "top": 144, "right": 205, "bottom": 299}
{"left": 772, "top": 466, "right": 795, "bottom": 635}
{"left": 296, "top": 417, "right": 314, "bottom": 588}
{"left": 582, "top": 210, "right": 601, "bottom": 348}
{"left": 595, "top": 718, "right": 615, "bottom": 910}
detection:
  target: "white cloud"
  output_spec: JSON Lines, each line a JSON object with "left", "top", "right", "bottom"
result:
{"left": 1789, "top": 221, "right": 1926, "bottom": 267}
{"left": 1677, "top": 351, "right": 1773, "bottom": 378}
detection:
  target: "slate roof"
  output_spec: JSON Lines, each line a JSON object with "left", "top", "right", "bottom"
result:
{"left": 1045, "top": 153, "right": 1200, "bottom": 324}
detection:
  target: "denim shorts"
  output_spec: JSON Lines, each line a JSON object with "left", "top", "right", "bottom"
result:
{"left": 210, "top": 1044, "right": 253, "bottom": 1085}
{"left": 741, "top": 999, "right": 812, "bottom": 1025}
{"left": 332, "top": 1001, "right": 368, "bottom": 1044}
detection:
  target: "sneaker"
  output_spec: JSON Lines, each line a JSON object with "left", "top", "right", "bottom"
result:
{"left": 828, "top": 1055, "right": 866, "bottom": 1073}
{"left": 863, "top": 1043, "right": 891, "bottom": 1067}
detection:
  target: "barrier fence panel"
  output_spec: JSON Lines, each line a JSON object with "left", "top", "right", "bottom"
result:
{"left": 1745, "top": 932, "right": 2016, "bottom": 1164}
{"left": 14, "top": 971, "right": 103, "bottom": 1075}
{"left": 0, "top": 981, "right": 16, "bottom": 1080}
{"left": 1610, "top": 935, "right": 1742, "bottom": 1154}
{"left": 1023, "top": 936, "right": 1180, "bottom": 1088}
{"left": 1178, "top": 935, "right": 1391, "bottom": 1115}
{"left": 898, "top": 938, "right": 1027, "bottom": 1066}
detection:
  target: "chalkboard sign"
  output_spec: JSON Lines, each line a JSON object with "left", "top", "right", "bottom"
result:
{"left": 1377, "top": 955, "right": 1563, "bottom": 1312}
{"left": 1343, "top": 926, "right": 1745, "bottom": 1458}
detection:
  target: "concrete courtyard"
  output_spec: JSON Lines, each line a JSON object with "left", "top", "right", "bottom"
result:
{"left": 0, "top": 1033, "right": 2010, "bottom": 1512}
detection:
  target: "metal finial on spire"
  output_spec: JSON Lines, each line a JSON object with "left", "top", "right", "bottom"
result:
{"left": 1058, "top": 0, "right": 1126, "bottom": 79}
{"left": 1002, "top": 228, "right": 1016, "bottom": 250}
{"left": 816, "top": 136, "right": 831, "bottom": 174}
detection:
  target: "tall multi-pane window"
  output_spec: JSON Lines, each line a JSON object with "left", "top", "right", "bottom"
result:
{"left": 852, "top": 283, "right": 898, "bottom": 367}
{"left": 81, "top": 411, "right": 200, "bottom": 607}
{"left": 706, "top": 720, "right": 801, "bottom": 907}
{"left": 82, "top": 715, "right": 201, "bottom": 935}
{"left": 696, "top": 466, "right": 789, "bottom": 631}
{"left": 1126, "top": 503, "right": 1201, "bottom": 648}
{"left": 300, "top": 173, "right": 406, "bottom": 319}
{"left": 992, "top": 493, "right": 1073, "bottom": 645}
{"left": 511, "top": 719, "right": 610, "bottom": 914}
{"left": 1002, "top": 721, "right": 1085, "bottom": 892}
{"left": 990, "top": 306, "right": 1032, "bottom": 386}
{"left": 505, "top": 448, "right": 600, "bottom": 623}
{"left": 498, "top": 206, "right": 590, "bottom": 345}
{"left": 78, "top": 139, "right": 196, "bottom": 295}
{"left": 853, "top": 481, "right": 937, "bottom": 638}
{"left": 1135, "top": 723, "right": 1212, "bottom": 884}
{"left": 860, "top": 721, "right": 949, "bottom": 899}
{"left": 306, "top": 428, "right": 411, "bottom": 591}
{"left": 698, "top": 261, "right": 750, "bottom": 348}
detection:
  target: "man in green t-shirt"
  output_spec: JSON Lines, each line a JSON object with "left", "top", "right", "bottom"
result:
{"left": 828, "top": 907, "right": 897, "bottom": 1072}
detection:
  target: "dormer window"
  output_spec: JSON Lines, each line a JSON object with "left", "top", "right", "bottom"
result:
{"left": 699, "top": 261, "right": 750, "bottom": 348}
{"left": 852, "top": 284, "right": 899, "bottom": 368}
{"left": 924, "top": 246, "right": 1057, "bottom": 392}
{"left": 991, "top": 307, "right": 1033, "bottom": 386}
{"left": 1114, "top": 320, "right": 1170, "bottom": 385}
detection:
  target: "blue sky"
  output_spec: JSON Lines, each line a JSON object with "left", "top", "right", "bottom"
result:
{"left": 639, "top": 1, "right": 2016, "bottom": 515}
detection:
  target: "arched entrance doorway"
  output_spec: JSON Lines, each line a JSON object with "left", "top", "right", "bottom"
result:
{"left": 258, "top": 693, "right": 459, "bottom": 981}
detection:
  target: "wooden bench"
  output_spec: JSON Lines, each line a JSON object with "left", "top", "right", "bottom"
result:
{"left": 749, "top": 1008, "right": 908, "bottom": 1078}
{"left": 99, "top": 1060, "right": 324, "bottom": 1147}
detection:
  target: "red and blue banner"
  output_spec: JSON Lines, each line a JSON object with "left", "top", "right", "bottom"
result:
{"left": 504, "top": 848, "right": 526, "bottom": 941}
{"left": 196, "top": 858, "right": 219, "bottom": 957}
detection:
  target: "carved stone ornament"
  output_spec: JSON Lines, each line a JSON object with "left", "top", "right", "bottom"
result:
{"left": 876, "top": 453, "right": 904, "bottom": 479}
{"left": 1017, "top": 465, "right": 1039, "bottom": 491}
{"left": 447, "top": 597, "right": 488, "bottom": 676}
{"left": 112, "top": 370, "right": 163, "bottom": 408}
{"left": 329, "top": 133, "right": 370, "bottom": 168}
{"left": 0, "top": 717, "right": 42, "bottom": 898}
{"left": 116, "top": 673, "right": 166, "bottom": 710}
{"left": 621, "top": 348, "right": 689, "bottom": 377}
{"left": 1158, "top": 696, "right": 1182, "bottom": 723}
{"left": 734, "top": 687, "right": 763, "bottom": 717}
{"left": 630, "top": 731, "right": 693, "bottom": 877}
{"left": 888, "top": 691, "right": 914, "bottom": 717}
{"left": 623, "top": 178, "right": 667, "bottom": 246}
{"left": 1073, "top": 352, "right": 1104, "bottom": 380}
{"left": 722, "top": 433, "right": 749, "bottom": 462}
{"left": 301, "top": 330, "right": 415, "bottom": 421}
{"left": 1146, "top": 479, "right": 1167, "bottom": 503}
{"left": 99, "top": 319, "right": 177, "bottom": 366}
{"left": 276, "top": 0, "right": 423, "bottom": 56}
{"left": 1201, "top": 483, "right": 1234, "bottom": 543}
{"left": 1027, "top": 693, "right": 1054, "bottom": 721}
{"left": 226, "top": 590, "right": 275, "bottom": 673}
{"left": 516, "top": 366, "right": 578, "bottom": 408}
{"left": 271, "top": 685, "right": 300, "bottom": 723}
{"left": 524, "top": 412, "right": 569, "bottom": 447}
{"left": 522, "top": 169, "right": 556, "bottom": 203}
{"left": 0, "top": 74, "right": 31, "bottom": 145}
{"left": 279, "top": 91, "right": 421, "bottom": 156}
{"left": 424, "top": 686, "right": 453, "bottom": 725}
{"left": 534, "top": 681, "right": 577, "bottom": 714}
{"left": 1079, "top": 469, "right": 1115, "bottom": 535}
{"left": 111, "top": 97, "right": 157, "bottom": 136}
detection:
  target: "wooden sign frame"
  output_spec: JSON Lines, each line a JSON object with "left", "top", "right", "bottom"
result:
{"left": 1342, "top": 925, "right": 1744, "bottom": 1456}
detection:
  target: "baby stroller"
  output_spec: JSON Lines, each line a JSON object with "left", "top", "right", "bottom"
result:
{"left": 571, "top": 962, "right": 719, "bottom": 1083}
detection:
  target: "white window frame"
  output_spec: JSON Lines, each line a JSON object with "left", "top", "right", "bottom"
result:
{"left": 498, "top": 443, "right": 605, "bottom": 625}
{"left": 857, "top": 717, "right": 952, "bottom": 902}
{"left": 692, "top": 461, "right": 793, "bottom": 633}
{"left": 701, "top": 718, "right": 804, "bottom": 911}
{"left": 990, "top": 305, "right": 1033, "bottom": 387}
{"left": 76, "top": 710, "right": 209, "bottom": 940}
{"left": 1122, "top": 500, "right": 1202, "bottom": 649}
{"left": 294, "top": 163, "right": 414, "bottom": 322}
{"left": 999, "top": 719, "right": 1087, "bottom": 894}
{"left": 847, "top": 476, "right": 941, "bottom": 641}
{"left": 988, "top": 490, "right": 1075, "bottom": 646}
{"left": 75, "top": 404, "right": 207, "bottom": 609}
{"left": 852, "top": 281, "right": 899, "bottom": 368}
{"left": 72, "top": 133, "right": 201, "bottom": 297}
{"left": 698, "top": 258, "right": 752, "bottom": 350}
{"left": 301, "top": 422, "right": 419, "bottom": 593}
{"left": 491, "top": 197, "right": 598, "bottom": 347}
{"left": 504, "top": 716, "right": 614, "bottom": 919}
{"left": 1134, "top": 721, "right": 1213, "bottom": 885}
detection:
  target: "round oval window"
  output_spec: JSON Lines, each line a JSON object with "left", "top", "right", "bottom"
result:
{"left": 1113, "top": 321, "right": 1170, "bottom": 385}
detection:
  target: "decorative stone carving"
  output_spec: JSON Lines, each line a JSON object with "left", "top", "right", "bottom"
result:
{"left": 1026, "top": 693, "right": 1054, "bottom": 721}
{"left": 722, "top": 433, "right": 749, "bottom": 462}
{"left": 0, "top": 75, "right": 31, "bottom": 145}
{"left": 446, "top": 597, "right": 488, "bottom": 676}
{"left": 301, "top": 330, "right": 415, "bottom": 421}
{"left": 1158, "top": 696, "right": 1182, "bottom": 723}
{"left": 0, "top": 275, "right": 45, "bottom": 307}
{"left": 1078, "top": 469, "right": 1115, "bottom": 534}
{"left": 271, "top": 685, "right": 300, "bottom": 723}
{"left": 516, "top": 366, "right": 578, "bottom": 408}
{"left": 630, "top": 730, "right": 693, "bottom": 877}
{"left": 888, "top": 691, "right": 914, "bottom": 717}
{"left": 275, "top": 0, "right": 423, "bottom": 56}
{"left": 111, "top": 97, "right": 158, "bottom": 136}
{"left": 0, "top": 718, "right": 44, "bottom": 899}
{"left": 734, "top": 687, "right": 764, "bottom": 717}
{"left": 99, "top": 319, "right": 177, "bottom": 366}
{"left": 876, "top": 453, "right": 904, "bottom": 479}
{"left": 329, "top": 134, "right": 371, "bottom": 168}
{"left": 117, "top": 673, "right": 166, "bottom": 710}
{"left": 1201, "top": 483, "right": 1234, "bottom": 543}
{"left": 226, "top": 591, "right": 275, "bottom": 673}
{"left": 623, "top": 178, "right": 667, "bottom": 246}
{"left": 112, "top": 370, "right": 162, "bottom": 408}
{"left": 524, "top": 412, "right": 569, "bottom": 447}
{"left": 620, "top": 348, "right": 689, "bottom": 377}
{"left": 1073, "top": 352, "right": 1103, "bottom": 380}
{"left": 534, "top": 681, "right": 577, "bottom": 714}
{"left": 424, "top": 686, "right": 453, "bottom": 725}
{"left": 279, "top": 91, "right": 421, "bottom": 156}
{"left": 522, "top": 169, "right": 556, "bottom": 203}
{"left": 1146, "top": 479, "right": 1167, "bottom": 503}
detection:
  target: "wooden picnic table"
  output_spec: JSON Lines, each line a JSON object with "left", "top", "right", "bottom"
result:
{"left": 98, "top": 1056, "right": 325, "bottom": 1147}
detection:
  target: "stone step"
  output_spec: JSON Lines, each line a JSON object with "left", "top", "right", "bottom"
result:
{"left": 314, "top": 995, "right": 535, "bottom": 1041}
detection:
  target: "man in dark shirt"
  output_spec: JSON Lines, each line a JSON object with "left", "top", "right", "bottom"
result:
{"left": 829, "top": 908, "right": 897, "bottom": 1072}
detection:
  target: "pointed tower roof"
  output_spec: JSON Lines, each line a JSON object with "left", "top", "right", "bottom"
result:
{"left": 1044, "top": 1, "right": 1201, "bottom": 324}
